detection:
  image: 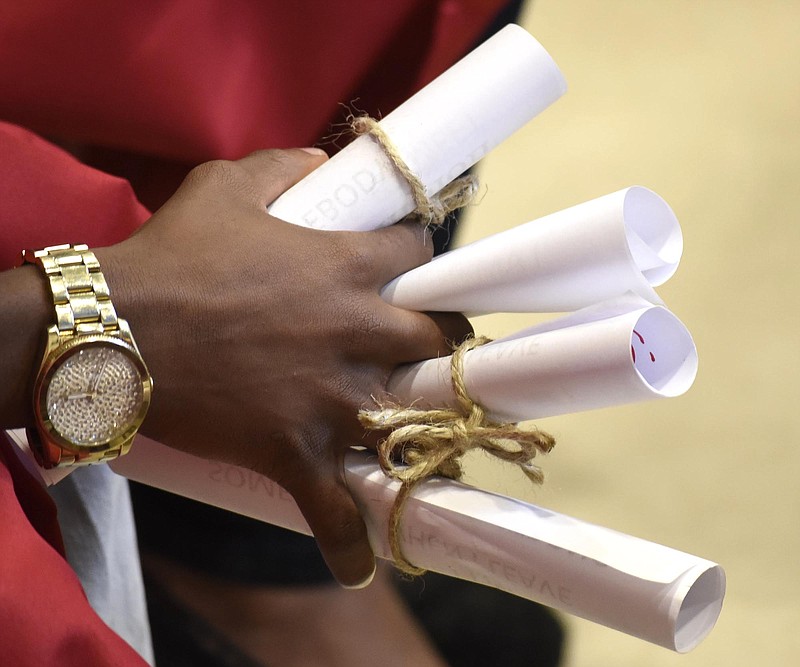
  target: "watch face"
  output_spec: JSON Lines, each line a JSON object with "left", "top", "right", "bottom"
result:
{"left": 45, "top": 345, "right": 145, "bottom": 447}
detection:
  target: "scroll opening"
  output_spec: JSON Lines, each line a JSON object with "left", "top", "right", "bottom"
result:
{"left": 624, "top": 186, "right": 683, "bottom": 287}
{"left": 630, "top": 307, "right": 697, "bottom": 396}
{"left": 674, "top": 566, "right": 726, "bottom": 653}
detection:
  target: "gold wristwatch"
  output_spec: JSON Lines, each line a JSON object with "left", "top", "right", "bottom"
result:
{"left": 23, "top": 244, "right": 152, "bottom": 468}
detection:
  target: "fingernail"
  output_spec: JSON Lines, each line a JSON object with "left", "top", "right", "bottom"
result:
{"left": 299, "top": 147, "right": 327, "bottom": 156}
{"left": 341, "top": 562, "right": 376, "bottom": 590}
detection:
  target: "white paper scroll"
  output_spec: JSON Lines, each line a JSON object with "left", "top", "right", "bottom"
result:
{"left": 104, "top": 439, "right": 724, "bottom": 654}
{"left": 6, "top": 418, "right": 724, "bottom": 652}
{"left": 387, "top": 297, "right": 697, "bottom": 423}
{"left": 381, "top": 186, "right": 683, "bottom": 313}
{"left": 5, "top": 21, "right": 721, "bottom": 653}
{"left": 268, "top": 24, "right": 566, "bottom": 231}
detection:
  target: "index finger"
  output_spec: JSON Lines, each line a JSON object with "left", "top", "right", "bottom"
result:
{"left": 351, "top": 220, "right": 436, "bottom": 285}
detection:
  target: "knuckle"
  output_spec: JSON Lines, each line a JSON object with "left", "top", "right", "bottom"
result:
{"left": 248, "top": 149, "right": 295, "bottom": 185}
{"left": 352, "top": 303, "right": 384, "bottom": 338}
{"left": 185, "top": 159, "right": 247, "bottom": 190}
{"left": 342, "top": 300, "right": 388, "bottom": 350}
{"left": 329, "top": 371, "right": 375, "bottom": 415}
{"left": 249, "top": 148, "right": 292, "bottom": 166}
{"left": 332, "top": 237, "right": 375, "bottom": 285}
{"left": 395, "top": 221, "right": 434, "bottom": 262}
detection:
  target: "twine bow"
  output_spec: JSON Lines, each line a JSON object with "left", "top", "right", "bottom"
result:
{"left": 360, "top": 336, "right": 555, "bottom": 575}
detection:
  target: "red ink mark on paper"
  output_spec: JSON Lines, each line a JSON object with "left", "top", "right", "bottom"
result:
{"left": 632, "top": 329, "right": 656, "bottom": 364}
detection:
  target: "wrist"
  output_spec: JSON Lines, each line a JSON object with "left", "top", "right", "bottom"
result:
{"left": 13, "top": 244, "right": 154, "bottom": 467}
{"left": 93, "top": 241, "right": 147, "bottom": 338}
{"left": 0, "top": 263, "right": 52, "bottom": 428}
{"left": 93, "top": 239, "right": 171, "bottom": 441}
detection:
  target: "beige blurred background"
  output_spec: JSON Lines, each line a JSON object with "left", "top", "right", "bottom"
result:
{"left": 458, "top": 1, "right": 800, "bottom": 665}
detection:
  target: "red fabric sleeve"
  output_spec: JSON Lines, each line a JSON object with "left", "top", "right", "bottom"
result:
{"left": 0, "top": 121, "right": 150, "bottom": 271}
{"left": 0, "top": 122, "right": 150, "bottom": 666}
{"left": 0, "top": 437, "right": 149, "bottom": 667}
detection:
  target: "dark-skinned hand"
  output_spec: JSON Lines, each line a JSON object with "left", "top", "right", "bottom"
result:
{"left": 96, "top": 148, "right": 471, "bottom": 587}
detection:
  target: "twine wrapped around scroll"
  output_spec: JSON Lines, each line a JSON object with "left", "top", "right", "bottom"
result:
{"left": 360, "top": 336, "right": 555, "bottom": 575}
{"left": 351, "top": 115, "right": 554, "bottom": 574}
{"left": 350, "top": 115, "right": 480, "bottom": 226}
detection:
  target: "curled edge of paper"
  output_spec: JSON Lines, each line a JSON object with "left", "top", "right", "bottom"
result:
{"left": 623, "top": 186, "right": 683, "bottom": 287}
{"left": 629, "top": 305, "right": 698, "bottom": 398}
{"left": 671, "top": 564, "right": 726, "bottom": 653}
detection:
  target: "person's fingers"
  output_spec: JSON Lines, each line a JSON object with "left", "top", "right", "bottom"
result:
{"left": 358, "top": 310, "right": 473, "bottom": 452}
{"left": 424, "top": 311, "right": 475, "bottom": 348}
{"left": 237, "top": 148, "right": 328, "bottom": 206}
{"left": 348, "top": 221, "right": 435, "bottom": 285}
{"left": 363, "top": 306, "right": 472, "bottom": 365}
{"left": 175, "top": 148, "right": 327, "bottom": 211}
{"left": 287, "top": 459, "right": 376, "bottom": 588}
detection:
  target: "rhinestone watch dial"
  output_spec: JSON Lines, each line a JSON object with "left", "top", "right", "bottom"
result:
{"left": 46, "top": 346, "right": 144, "bottom": 446}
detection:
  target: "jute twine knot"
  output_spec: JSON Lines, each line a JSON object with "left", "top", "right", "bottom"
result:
{"left": 350, "top": 115, "right": 479, "bottom": 227}
{"left": 359, "top": 336, "right": 556, "bottom": 576}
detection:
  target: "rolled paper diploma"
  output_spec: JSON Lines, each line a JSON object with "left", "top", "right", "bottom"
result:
{"left": 381, "top": 186, "right": 683, "bottom": 313}
{"left": 268, "top": 24, "right": 567, "bottom": 231}
{"left": 101, "top": 439, "right": 724, "bottom": 653}
{"left": 387, "top": 299, "right": 698, "bottom": 422}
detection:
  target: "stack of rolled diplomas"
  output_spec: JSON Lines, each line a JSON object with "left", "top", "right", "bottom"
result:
{"left": 18, "top": 24, "right": 725, "bottom": 654}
